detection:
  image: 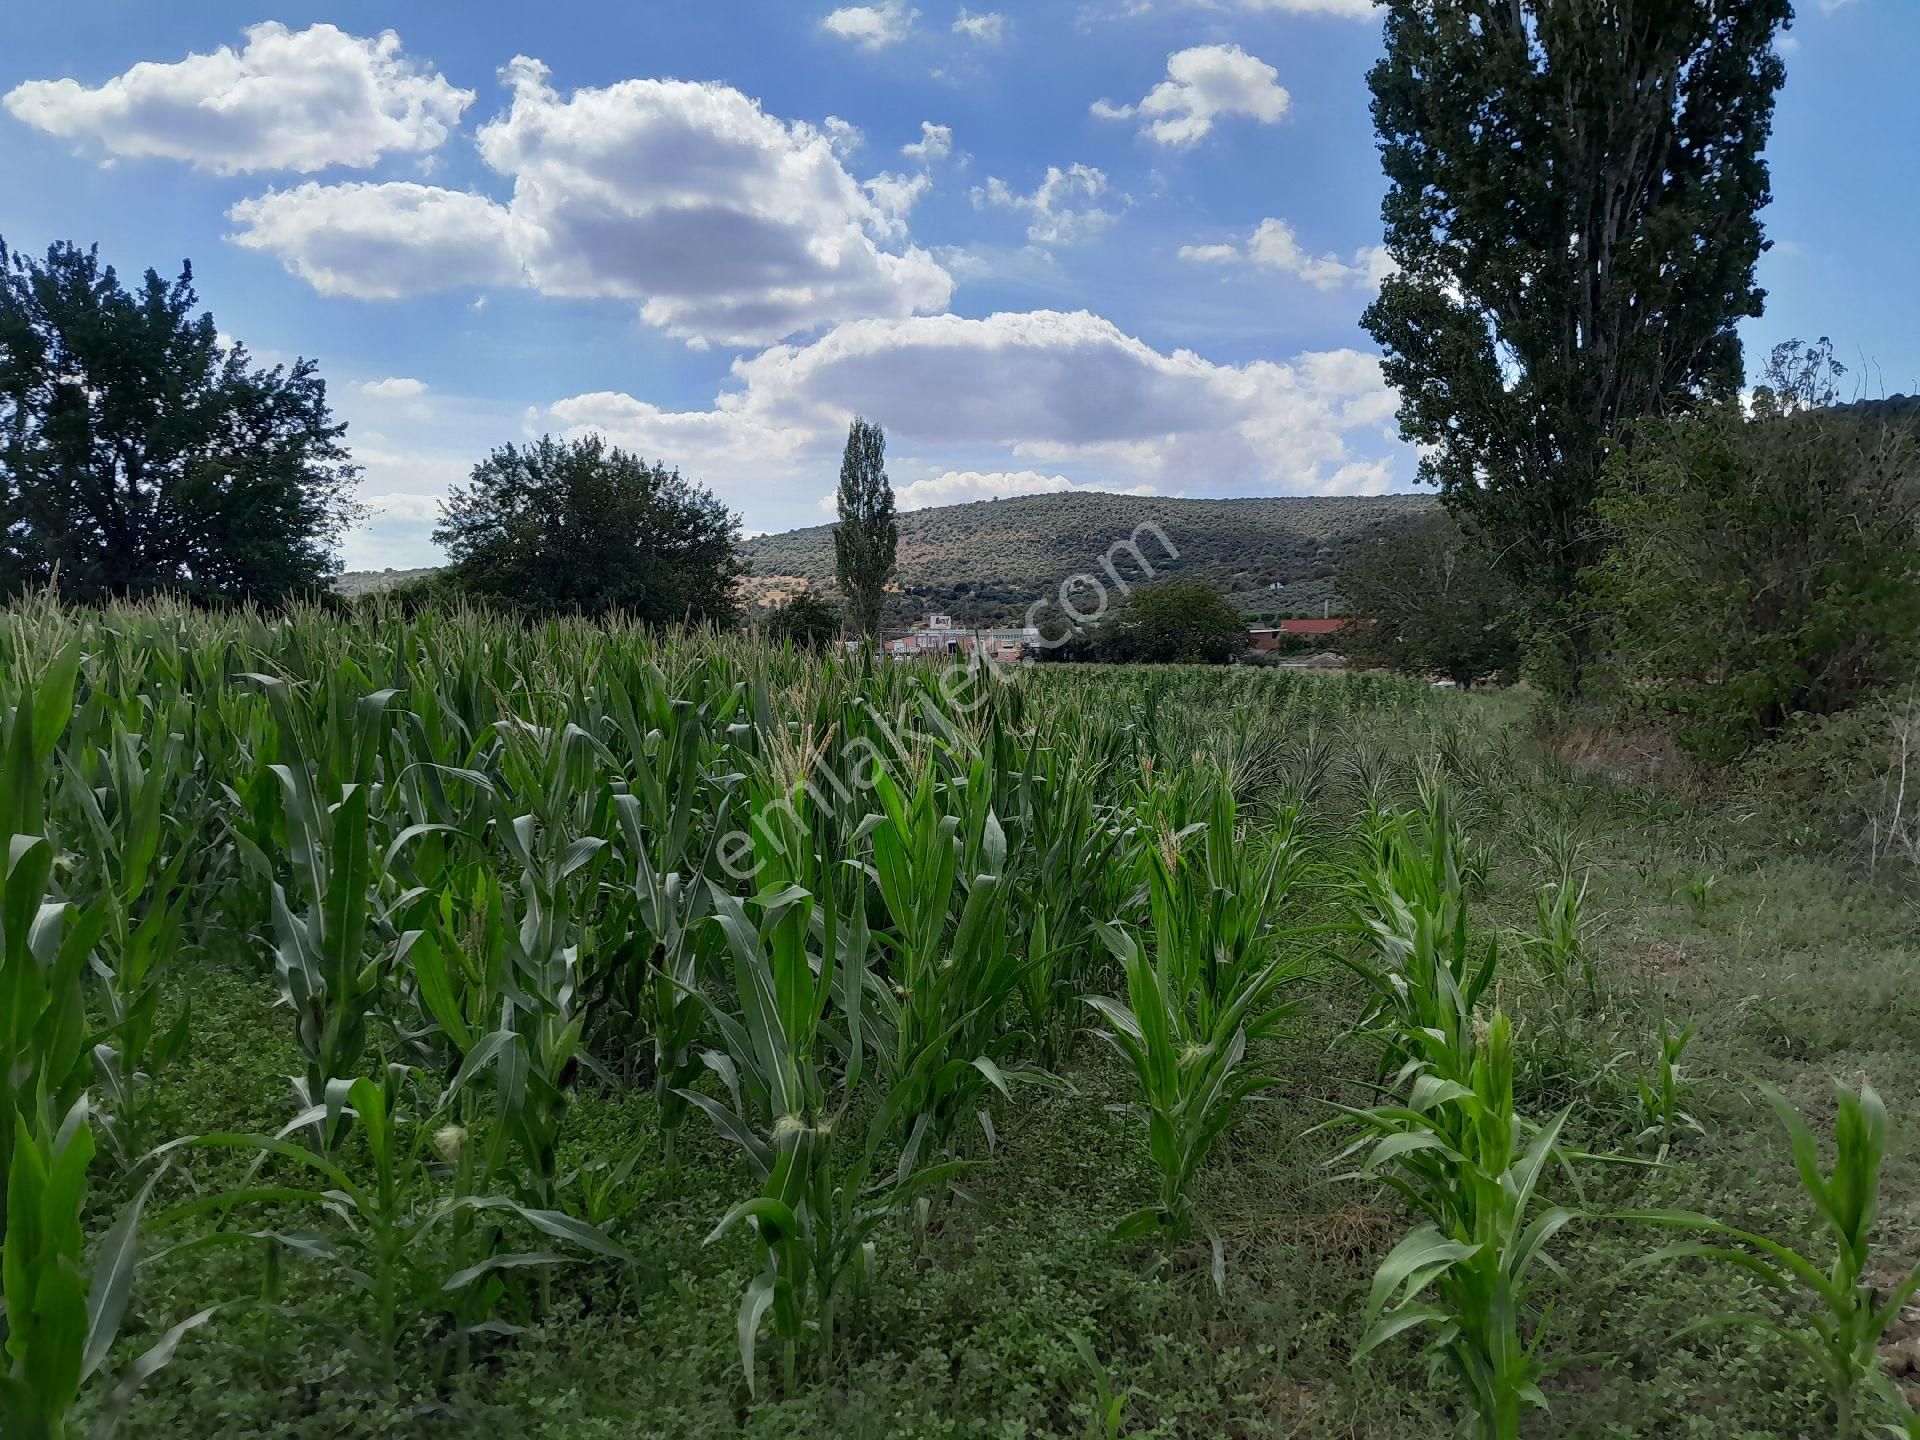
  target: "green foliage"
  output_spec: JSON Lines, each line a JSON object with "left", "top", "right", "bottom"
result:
{"left": 159, "top": 1068, "right": 628, "bottom": 1384}
{"left": 1047, "top": 579, "right": 1247, "bottom": 665}
{"left": 1337, "top": 511, "right": 1520, "bottom": 686}
{"left": 433, "top": 434, "right": 743, "bottom": 623}
{"left": 0, "top": 238, "right": 358, "bottom": 604}
{"left": 1337, "top": 1011, "right": 1581, "bottom": 1440}
{"left": 1336, "top": 794, "right": 1605, "bottom": 1439}
{"left": 764, "top": 590, "right": 842, "bottom": 650}
{"left": 1362, "top": 2, "right": 1790, "bottom": 617}
{"left": 832, "top": 417, "right": 897, "bottom": 640}
{"left": 1627, "top": 1082, "right": 1920, "bottom": 1438}
{"left": 1589, "top": 348, "right": 1920, "bottom": 761}
{"left": 1088, "top": 783, "right": 1308, "bottom": 1271}
{"left": 0, "top": 646, "right": 103, "bottom": 1247}
{"left": 2, "top": 1099, "right": 212, "bottom": 1440}
{"left": 4, "top": 587, "right": 1907, "bottom": 1438}
{"left": 1632, "top": 1017, "right": 1704, "bottom": 1162}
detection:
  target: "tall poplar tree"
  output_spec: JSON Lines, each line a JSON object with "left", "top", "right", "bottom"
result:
{"left": 1361, "top": 1, "right": 1792, "bottom": 675}
{"left": 832, "top": 416, "right": 897, "bottom": 641}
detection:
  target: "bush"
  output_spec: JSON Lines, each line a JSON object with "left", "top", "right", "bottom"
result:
{"left": 1588, "top": 345, "right": 1920, "bottom": 761}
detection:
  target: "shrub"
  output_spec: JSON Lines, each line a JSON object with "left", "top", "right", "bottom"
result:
{"left": 1588, "top": 342, "right": 1920, "bottom": 761}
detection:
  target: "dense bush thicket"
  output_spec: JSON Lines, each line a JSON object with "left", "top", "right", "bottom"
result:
{"left": 1590, "top": 388, "right": 1920, "bottom": 762}
{"left": 1336, "top": 510, "right": 1520, "bottom": 687}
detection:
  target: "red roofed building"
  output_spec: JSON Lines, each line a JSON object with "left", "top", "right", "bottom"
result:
{"left": 1247, "top": 617, "right": 1348, "bottom": 653}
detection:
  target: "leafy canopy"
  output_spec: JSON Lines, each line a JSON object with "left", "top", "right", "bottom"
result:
{"left": 433, "top": 433, "right": 742, "bottom": 624}
{"left": 0, "top": 237, "right": 359, "bottom": 604}
{"left": 1048, "top": 579, "right": 1247, "bottom": 666}
{"left": 1362, "top": 1, "right": 1790, "bottom": 621}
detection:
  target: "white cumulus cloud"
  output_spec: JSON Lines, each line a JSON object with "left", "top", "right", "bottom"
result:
{"left": 901, "top": 121, "right": 953, "bottom": 163}
{"left": 228, "top": 182, "right": 521, "bottom": 299}
{"left": 1247, "top": 218, "right": 1375, "bottom": 290}
{"left": 1215, "top": 0, "right": 1377, "bottom": 15}
{"left": 972, "top": 164, "right": 1117, "bottom": 247}
{"left": 1179, "top": 218, "right": 1395, "bottom": 291}
{"left": 227, "top": 58, "right": 953, "bottom": 345}
{"left": 822, "top": 3, "right": 918, "bottom": 50}
{"left": 952, "top": 9, "right": 1006, "bottom": 41}
{"left": 823, "top": 115, "right": 863, "bottom": 157}
{"left": 539, "top": 309, "right": 1407, "bottom": 523}
{"left": 1093, "top": 43, "right": 1290, "bottom": 147}
{"left": 358, "top": 376, "right": 429, "bottom": 399}
{"left": 3, "top": 22, "right": 472, "bottom": 174}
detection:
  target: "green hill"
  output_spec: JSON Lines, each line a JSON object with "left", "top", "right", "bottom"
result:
{"left": 340, "top": 490, "right": 1441, "bottom": 624}
{"left": 741, "top": 490, "right": 1438, "bottom": 626}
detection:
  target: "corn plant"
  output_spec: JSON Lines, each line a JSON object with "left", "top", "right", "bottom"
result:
{"left": 1086, "top": 788, "right": 1309, "bottom": 1279}
{"left": 1, "top": 671, "right": 109, "bottom": 1249}
{"left": 1345, "top": 800, "right": 1495, "bottom": 1084}
{"left": 1335, "top": 1010, "right": 1583, "bottom": 1440}
{"left": 156, "top": 1067, "right": 631, "bottom": 1385}
{"left": 1066, "top": 1331, "right": 1133, "bottom": 1440}
{"left": 687, "top": 749, "right": 962, "bottom": 1393}
{"left": 2, "top": 1098, "right": 214, "bottom": 1440}
{"left": 865, "top": 758, "right": 1031, "bottom": 1157}
{"left": 1517, "top": 863, "right": 1594, "bottom": 1000}
{"left": 1000, "top": 735, "right": 1125, "bottom": 1070}
{"left": 1625, "top": 1081, "right": 1920, "bottom": 1438}
{"left": 59, "top": 721, "right": 196, "bottom": 1168}
{"left": 610, "top": 781, "right": 729, "bottom": 1177}
{"left": 247, "top": 675, "right": 409, "bottom": 1136}
{"left": 1632, "top": 1016, "right": 1705, "bottom": 1161}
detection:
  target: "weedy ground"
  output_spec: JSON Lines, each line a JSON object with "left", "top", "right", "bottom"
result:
{"left": 98, "top": 681, "right": 1920, "bottom": 1440}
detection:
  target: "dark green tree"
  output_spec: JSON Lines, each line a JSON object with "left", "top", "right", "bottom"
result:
{"left": 1045, "top": 579, "right": 1246, "bottom": 666}
{"left": 0, "top": 238, "right": 359, "bottom": 603}
{"left": 1337, "top": 511, "right": 1521, "bottom": 687}
{"left": 764, "top": 589, "right": 842, "bottom": 650}
{"left": 1362, "top": 1, "right": 1792, "bottom": 671}
{"left": 832, "top": 416, "right": 897, "bottom": 639}
{"left": 433, "top": 434, "right": 742, "bottom": 624}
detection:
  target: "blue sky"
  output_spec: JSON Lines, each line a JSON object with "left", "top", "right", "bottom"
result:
{"left": 3, "top": 1, "right": 1912, "bottom": 569}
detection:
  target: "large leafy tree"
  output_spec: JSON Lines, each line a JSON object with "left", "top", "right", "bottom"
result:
{"left": 832, "top": 416, "right": 897, "bottom": 640}
{"left": 434, "top": 434, "right": 743, "bottom": 624}
{"left": 1338, "top": 510, "right": 1521, "bottom": 687}
{"left": 764, "top": 589, "right": 842, "bottom": 650}
{"left": 1046, "top": 579, "right": 1247, "bottom": 666}
{"left": 1362, "top": 1, "right": 1791, "bottom": 651}
{"left": 0, "top": 238, "right": 359, "bottom": 603}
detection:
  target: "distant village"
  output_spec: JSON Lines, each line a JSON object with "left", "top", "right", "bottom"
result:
{"left": 877, "top": 612, "right": 1350, "bottom": 665}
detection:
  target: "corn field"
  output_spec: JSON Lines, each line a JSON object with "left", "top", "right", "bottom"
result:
{"left": 1, "top": 593, "right": 1914, "bottom": 1438}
